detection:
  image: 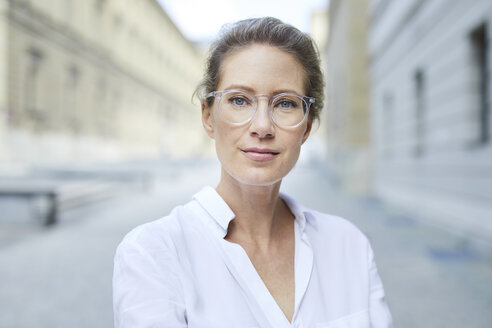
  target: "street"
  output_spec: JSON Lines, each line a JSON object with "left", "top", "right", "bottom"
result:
{"left": 1, "top": 160, "right": 491, "bottom": 327}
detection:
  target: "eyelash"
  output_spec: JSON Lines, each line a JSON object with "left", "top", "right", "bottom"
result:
{"left": 229, "top": 96, "right": 251, "bottom": 106}
{"left": 275, "top": 100, "right": 297, "bottom": 108}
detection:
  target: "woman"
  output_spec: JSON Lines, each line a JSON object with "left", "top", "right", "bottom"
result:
{"left": 113, "top": 17, "right": 393, "bottom": 328}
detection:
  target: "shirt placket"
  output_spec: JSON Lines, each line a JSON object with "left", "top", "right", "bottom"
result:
{"left": 291, "top": 219, "right": 314, "bottom": 327}
{"left": 220, "top": 239, "right": 291, "bottom": 328}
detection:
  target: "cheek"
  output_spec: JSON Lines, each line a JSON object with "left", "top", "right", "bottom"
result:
{"left": 285, "top": 133, "right": 306, "bottom": 162}
{"left": 213, "top": 123, "right": 240, "bottom": 157}
{"left": 290, "top": 143, "right": 302, "bottom": 162}
{"left": 290, "top": 129, "right": 308, "bottom": 149}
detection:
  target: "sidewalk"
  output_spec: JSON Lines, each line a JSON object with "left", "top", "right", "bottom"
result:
{"left": 284, "top": 163, "right": 492, "bottom": 328}
{"left": 0, "top": 160, "right": 491, "bottom": 327}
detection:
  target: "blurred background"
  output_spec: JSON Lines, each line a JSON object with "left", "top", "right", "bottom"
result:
{"left": 0, "top": 0, "right": 491, "bottom": 327}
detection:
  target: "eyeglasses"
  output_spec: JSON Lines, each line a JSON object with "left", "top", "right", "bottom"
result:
{"left": 206, "top": 89, "right": 315, "bottom": 128}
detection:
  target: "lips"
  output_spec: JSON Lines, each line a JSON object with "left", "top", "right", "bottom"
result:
{"left": 242, "top": 147, "right": 280, "bottom": 162}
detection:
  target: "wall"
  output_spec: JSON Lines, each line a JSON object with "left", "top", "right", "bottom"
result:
{"left": 2, "top": 0, "right": 208, "bottom": 169}
{"left": 326, "top": 0, "right": 371, "bottom": 194}
{"left": 369, "top": 0, "right": 492, "bottom": 241}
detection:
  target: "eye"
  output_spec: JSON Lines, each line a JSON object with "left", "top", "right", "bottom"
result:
{"left": 230, "top": 97, "right": 247, "bottom": 106}
{"left": 274, "top": 98, "right": 298, "bottom": 109}
{"left": 279, "top": 100, "right": 295, "bottom": 108}
{"left": 226, "top": 94, "right": 252, "bottom": 107}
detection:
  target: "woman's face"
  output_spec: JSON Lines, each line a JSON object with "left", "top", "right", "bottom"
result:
{"left": 202, "top": 44, "right": 312, "bottom": 186}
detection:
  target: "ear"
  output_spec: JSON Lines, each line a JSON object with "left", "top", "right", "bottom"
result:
{"left": 202, "top": 101, "right": 215, "bottom": 139}
{"left": 301, "top": 118, "right": 313, "bottom": 145}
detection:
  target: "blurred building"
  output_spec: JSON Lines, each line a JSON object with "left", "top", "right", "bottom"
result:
{"left": 368, "top": 0, "right": 492, "bottom": 240}
{"left": 325, "top": 0, "right": 371, "bottom": 194}
{"left": 304, "top": 9, "right": 330, "bottom": 163}
{"left": 0, "top": 0, "right": 207, "bottom": 169}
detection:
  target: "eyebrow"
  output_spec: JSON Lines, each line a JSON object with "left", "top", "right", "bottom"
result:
{"left": 222, "top": 84, "right": 303, "bottom": 96}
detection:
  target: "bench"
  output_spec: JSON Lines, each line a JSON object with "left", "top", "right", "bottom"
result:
{"left": 31, "top": 167, "right": 153, "bottom": 191}
{"left": 0, "top": 179, "right": 121, "bottom": 226}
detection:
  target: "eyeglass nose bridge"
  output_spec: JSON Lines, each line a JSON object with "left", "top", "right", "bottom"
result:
{"left": 254, "top": 94, "right": 272, "bottom": 101}
{"left": 249, "top": 94, "right": 274, "bottom": 122}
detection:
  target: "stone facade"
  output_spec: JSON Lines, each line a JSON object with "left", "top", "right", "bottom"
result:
{"left": 1, "top": 0, "right": 207, "bottom": 168}
{"left": 368, "top": 0, "right": 492, "bottom": 241}
{"left": 0, "top": 0, "right": 9, "bottom": 164}
{"left": 301, "top": 9, "right": 330, "bottom": 164}
{"left": 325, "top": 0, "right": 371, "bottom": 194}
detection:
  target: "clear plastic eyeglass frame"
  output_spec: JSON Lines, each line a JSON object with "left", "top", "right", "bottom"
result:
{"left": 206, "top": 89, "right": 315, "bottom": 129}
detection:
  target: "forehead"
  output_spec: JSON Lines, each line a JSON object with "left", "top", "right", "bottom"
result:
{"left": 217, "top": 44, "right": 307, "bottom": 95}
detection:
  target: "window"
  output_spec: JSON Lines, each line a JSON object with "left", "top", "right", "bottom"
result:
{"left": 63, "top": 65, "right": 80, "bottom": 131}
{"left": 93, "top": 0, "right": 106, "bottom": 39}
{"left": 470, "top": 23, "right": 489, "bottom": 144}
{"left": 94, "top": 77, "right": 107, "bottom": 130}
{"left": 24, "top": 48, "right": 43, "bottom": 119}
{"left": 94, "top": 0, "right": 106, "bottom": 12}
{"left": 64, "top": 1, "right": 73, "bottom": 25}
{"left": 414, "top": 69, "right": 426, "bottom": 156}
{"left": 383, "top": 92, "right": 394, "bottom": 158}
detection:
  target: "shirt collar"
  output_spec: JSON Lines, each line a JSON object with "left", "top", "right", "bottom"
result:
{"left": 193, "top": 186, "right": 235, "bottom": 238}
{"left": 193, "top": 186, "right": 312, "bottom": 238}
{"left": 280, "top": 192, "right": 310, "bottom": 233}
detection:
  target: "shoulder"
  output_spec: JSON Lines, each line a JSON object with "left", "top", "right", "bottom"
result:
{"left": 115, "top": 205, "right": 188, "bottom": 260}
{"left": 307, "top": 208, "right": 368, "bottom": 243}
{"left": 282, "top": 193, "right": 369, "bottom": 247}
{"left": 292, "top": 200, "right": 374, "bottom": 266}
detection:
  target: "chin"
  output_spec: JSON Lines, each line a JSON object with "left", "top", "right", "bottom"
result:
{"left": 223, "top": 166, "right": 285, "bottom": 187}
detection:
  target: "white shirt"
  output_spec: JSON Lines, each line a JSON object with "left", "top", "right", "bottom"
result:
{"left": 113, "top": 186, "right": 393, "bottom": 328}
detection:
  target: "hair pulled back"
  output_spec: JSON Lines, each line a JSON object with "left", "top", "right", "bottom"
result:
{"left": 195, "top": 17, "right": 324, "bottom": 122}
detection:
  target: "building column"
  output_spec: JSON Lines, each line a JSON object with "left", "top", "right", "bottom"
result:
{"left": 0, "top": 0, "right": 8, "bottom": 167}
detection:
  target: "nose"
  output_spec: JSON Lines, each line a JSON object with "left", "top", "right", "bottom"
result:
{"left": 249, "top": 98, "right": 274, "bottom": 138}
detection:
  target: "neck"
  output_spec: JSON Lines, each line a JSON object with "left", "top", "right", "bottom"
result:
{"left": 216, "top": 168, "right": 293, "bottom": 247}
